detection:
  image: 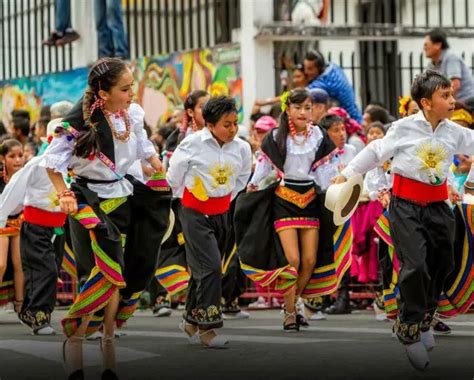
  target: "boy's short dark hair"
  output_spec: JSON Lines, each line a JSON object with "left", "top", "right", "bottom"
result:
{"left": 426, "top": 29, "right": 449, "bottom": 50}
{"left": 12, "top": 117, "right": 30, "bottom": 137}
{"left": 11, "top": 109, "right": 30, "bottom": 121}
{"left": 410, "top": 69, "right": 452, "bottom": 108}
{"left": 319, "top": 114, "right": 344, "bottom": 130}
{"left": 202, "top": 96, "right": 237, "bottom": 125}
{"left": 366, "top": 105, "right": 389, "bottom": 125}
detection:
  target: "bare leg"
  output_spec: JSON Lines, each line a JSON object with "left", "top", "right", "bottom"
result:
{"left": 278, "top": 229, "right": 300, "bottom": 325}
{"left": 0, "top": 236, "right": 9, "bottom": 284}
{"left": 64, "top": 314, "right": 92, "bottom": 378}
{"left": 101, "top": 289, "right": 120, "bottom": 372}
{"left": 10, "top": 235, "right": 24, "bottom": 312}
{"left": 296, "top": 229, "right": 319, "bottom": 296}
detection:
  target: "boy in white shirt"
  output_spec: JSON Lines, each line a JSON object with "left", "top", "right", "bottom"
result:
{"left": 167, "top": 96, "right": 252, "bottom": 348}
{"left": 333, "top": 70, "right": 474, "bottom": 370}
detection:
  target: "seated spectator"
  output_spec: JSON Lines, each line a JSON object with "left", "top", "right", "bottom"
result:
{"left": 305, "top": 50, "right": 363, "bottom": 122}
{"left": 43, "top": 0, "right": 80, "bottom": 46}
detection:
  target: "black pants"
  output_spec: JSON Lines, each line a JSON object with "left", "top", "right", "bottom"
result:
{"left": 180, "top": 206, "right": 231, "bottom": 329}
{"left": 20, "top": 222, "right": 65, "bottom": 316}
{"left": 389, "top": 197, "right": 455, "bottom": 324}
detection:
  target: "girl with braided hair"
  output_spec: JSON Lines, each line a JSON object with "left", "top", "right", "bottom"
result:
{"left": 41, "top": 57, "right": 165, "bottom": 380}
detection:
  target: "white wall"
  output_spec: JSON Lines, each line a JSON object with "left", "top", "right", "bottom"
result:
{"left": 239, "top": 0, "right": 276, "bottom": 125}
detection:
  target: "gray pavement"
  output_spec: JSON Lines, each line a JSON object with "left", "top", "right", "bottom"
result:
{"left": 0, "top": 308, "right": 473, "bottom": 380}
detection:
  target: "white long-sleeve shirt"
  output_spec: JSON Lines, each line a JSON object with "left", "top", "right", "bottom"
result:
{"left": 0, "top": 156, "right": 62, "bottom": 227}
{"left": 166, "top": 128, "right": 252, "bottom": 199}
{"left": 341, "top": 111, "right": 474, "bottom": 184}
{"left": 40, "top": 103, "right": 157, "bottom": 199}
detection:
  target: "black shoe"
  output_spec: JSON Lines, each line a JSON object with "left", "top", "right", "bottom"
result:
{"left": 56, "top": 30, "right": 80, "bottom": 46}
{"left": 43, "top": 31, "right": 62, "bottom": 46}
{"left": 296, "top": 313, "right": 309, "bottom": 327}
{"left": 325, "top": 304, "right": 351, "bottom": 315}
{"left": 102, "top": 369, "right": 119, "bottom": 380}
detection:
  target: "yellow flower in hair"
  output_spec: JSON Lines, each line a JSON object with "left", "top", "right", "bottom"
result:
{"left": 280, "top": 91, "right": 289, "bottom": 112}
{"left": 398, "top": 95, "right": 412, "bottom": 117}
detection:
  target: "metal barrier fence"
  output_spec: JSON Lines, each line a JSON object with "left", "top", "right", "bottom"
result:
{"left": 0, "top": 0, "right": 240, "bottom": 81}
{"left": 274, "top": 0, "right": 473, "bottom": 29}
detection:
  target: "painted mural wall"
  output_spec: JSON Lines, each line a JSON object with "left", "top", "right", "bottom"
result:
{"left": 0, "top": 44, "right": 242, "bottom": 129}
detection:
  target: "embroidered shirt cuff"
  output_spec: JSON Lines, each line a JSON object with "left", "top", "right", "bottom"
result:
{"left": 39, "top": 155, "right": 69, "bottom": 175}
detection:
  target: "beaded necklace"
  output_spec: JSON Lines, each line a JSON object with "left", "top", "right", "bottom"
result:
{"left": 103, "top": 109, "right": 131, "bottom": 142}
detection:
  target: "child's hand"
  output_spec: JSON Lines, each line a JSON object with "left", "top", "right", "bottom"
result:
{"left": 331, "top": 175, "right": 347, "bottom": 184}
{"left": 448, "top": 185, "right": 462, "bottom": 203}
{"left": 247, "top": 183, "right": 258, "bottom": 192}
{"left": 377, "top": 189, "right": 391, "bottom": 208}
{"left": 59, "top": 195, "right": 78, "bottom": 215}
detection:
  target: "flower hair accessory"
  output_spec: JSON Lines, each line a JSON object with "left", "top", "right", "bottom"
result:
{"left": 398, "top": 95, "right": 412, "bottom": 117}
{"left": 280, "top": 91, "right": 289, "bottom": 112}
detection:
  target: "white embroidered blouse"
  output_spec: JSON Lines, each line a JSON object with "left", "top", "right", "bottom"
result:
{"left": 249, "top": 126, "right": 325, "bottom": 186}
{"left": 40, "top": 103, "right": 157, "bottom": 199}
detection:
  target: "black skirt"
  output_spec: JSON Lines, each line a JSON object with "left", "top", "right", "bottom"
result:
{"left": 273, "top": 179, "right": 319, "bottom": 232}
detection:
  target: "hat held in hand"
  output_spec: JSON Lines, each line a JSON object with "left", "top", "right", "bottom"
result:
{"left": 325, "top": 174, "right": 363, "bottom": 225}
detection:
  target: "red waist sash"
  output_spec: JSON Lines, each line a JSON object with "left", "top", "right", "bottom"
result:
{"left": 182, "top": 188, "right": 231, "bottom": 215}
{"left": 23, "top": 206, "right": 67, "bottom": 227}
{"left": 392, "top": 174, "right": 448, "bottom": 205}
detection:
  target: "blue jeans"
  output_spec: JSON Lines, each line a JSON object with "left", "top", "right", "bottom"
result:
{"left": 94, "top": 0, "right": 130, "bottom": 58}
{"left": 55, "top": 0, "right": 71, "bottom": 33}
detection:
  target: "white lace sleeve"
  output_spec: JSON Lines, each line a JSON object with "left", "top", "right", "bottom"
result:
{"left": 39, "top": 134, "right": 74, "bottom": 175}
{"left": 129, "top": 103, "right": 157, "bottom": 160}
{"left": 249, "top": 153, "right": 273, "bottom": 186}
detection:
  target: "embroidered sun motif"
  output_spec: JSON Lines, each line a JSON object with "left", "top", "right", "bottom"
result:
{"left": 47, "top": 191, "right": 60, "bottom": 208}
{"left": 415, "top": 142, "right": 448, "bottom": 184}
{"left": 209, "top": 163, "right": 234, "bottom": 190}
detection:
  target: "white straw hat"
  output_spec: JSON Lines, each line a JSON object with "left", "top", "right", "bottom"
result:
{"left": 325, "top": 174, "right": 363, "bottom": 225}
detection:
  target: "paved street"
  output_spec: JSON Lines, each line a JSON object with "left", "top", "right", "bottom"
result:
{"left": 0, "top": 308, "right": 473, "bottom": 380}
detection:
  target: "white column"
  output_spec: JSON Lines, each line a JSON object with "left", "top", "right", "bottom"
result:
{"left": 239, "top": 0, "right": 275, "bottom": 125}
{"left": 71, "top": 2, "right": 98, "bottom": 68}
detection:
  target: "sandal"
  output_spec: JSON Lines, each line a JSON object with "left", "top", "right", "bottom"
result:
{"left": 283, "top": 311, "right": 299, "bottom": 333}
{"left": 178, "top": 319, "right": 200, "bottom": 345}
{"left": 199, "top": 329, "right": 229, "bottom": 349}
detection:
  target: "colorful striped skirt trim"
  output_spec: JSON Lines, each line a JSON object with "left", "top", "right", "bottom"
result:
{"left": 116, "top": 291, "right": 143, "bottom": 328}
{"left": 0, "top": 280, "right": 14, "bottom": 306}
{"left": 274, "top": 217, "right": 320, "bottom": 232}
{"left": 302, "top": 220, "right": 353, "bottom": 297}
{"left": 155, "top": 265, "right": 190, "bottom": 296}
{"left": 61, "top": 197, "right": 128, "bottom": 337}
